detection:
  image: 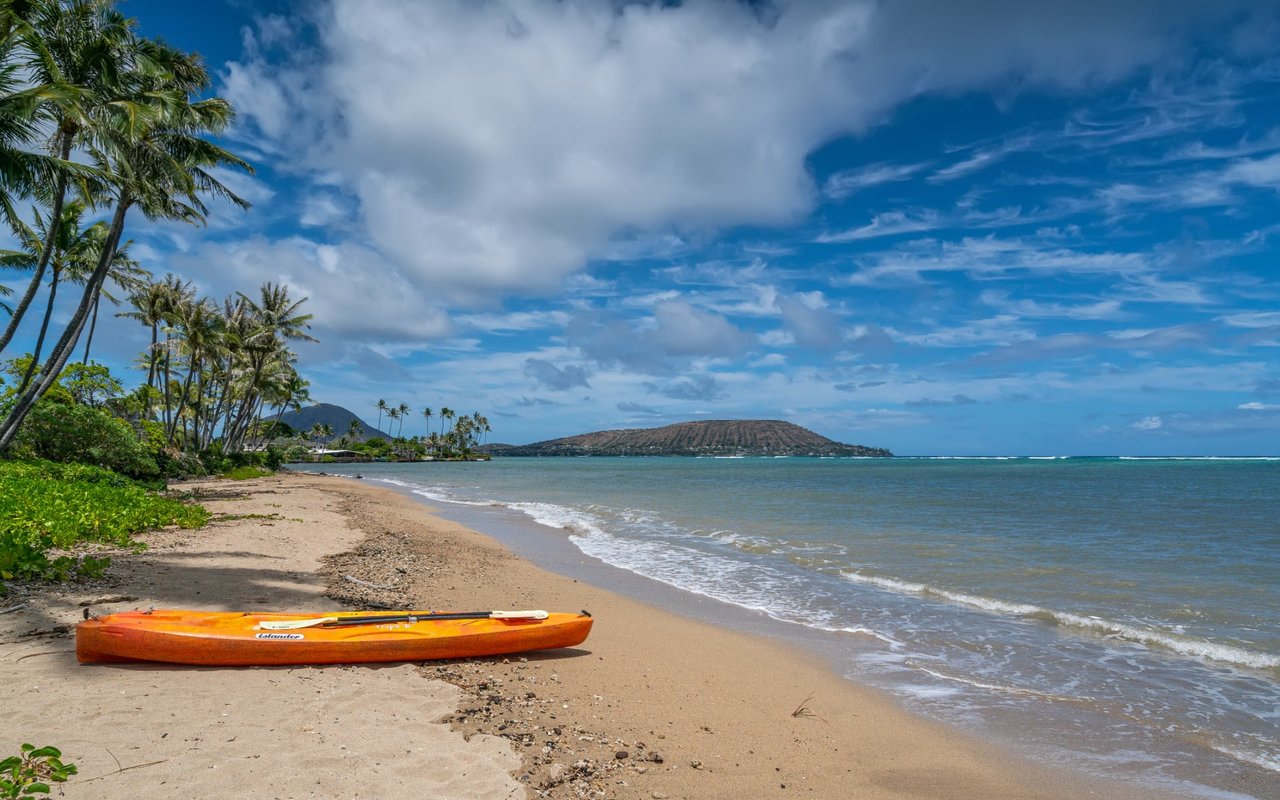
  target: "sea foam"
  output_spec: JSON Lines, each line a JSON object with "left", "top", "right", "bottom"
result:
{"left": 842, "top": 571, "right": 1280, "bottom": 671}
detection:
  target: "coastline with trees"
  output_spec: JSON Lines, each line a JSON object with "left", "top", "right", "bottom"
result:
{"left": 0, "top": 0, "right": 496, "bottom": 594}
{"left": 271, "top": 401, "right": 492, "bottom": 463}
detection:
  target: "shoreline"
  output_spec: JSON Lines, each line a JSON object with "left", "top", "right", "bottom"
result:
{"left": 1, "top": 473, "right": 1180, "bottom": 799}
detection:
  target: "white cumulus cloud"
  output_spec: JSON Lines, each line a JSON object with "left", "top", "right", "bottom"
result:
{"left": 220, "top": 0, "right": 1273, "bottom": 307}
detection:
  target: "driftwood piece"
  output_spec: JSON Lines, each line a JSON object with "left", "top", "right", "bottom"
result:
{"left": 343, "top": 574, "right": 397, "bottom": 591}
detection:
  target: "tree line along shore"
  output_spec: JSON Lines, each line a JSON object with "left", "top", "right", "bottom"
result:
{"left": 0, "top": 3, "right": 488, "bottom": 617}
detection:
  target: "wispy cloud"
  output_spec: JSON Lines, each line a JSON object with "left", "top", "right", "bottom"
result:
{"left": 816, "top": 210, "right": 944, "bottom": 243}
{"left": 979, "top": 290, "right": 1125, "bottom": 320}
{"left": 457, "top": 310, "right": 571, "bottom": 333}
{"left": 1132, "top": 129, "right": 1280, "bottom": 165}
{"left": 1219, "top": 311, "right": 1280, "bottom": 328}
{"left": 896, "top": 315, "right": 1035, "bottom": 349}
{"left": 840, "top": 235, "right": 1153, "bottom": 287}
{"left": 929, "top": 136, "right": 1034, "bottom": 183}
{"left": 905, "top": 394, "right": 979, "bottom": 407}
{"left": 823, "top": 160, "right": 930, "bottom": 199}
{"left": 959, "top": 325, "right": 1209, "bottom": 367}
{"left": 1097, "top": 151, "right": 1280, "bottom": 217}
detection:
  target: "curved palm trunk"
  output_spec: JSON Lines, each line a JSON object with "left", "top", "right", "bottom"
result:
{"left": 200, "top": 356, "right": 231, "bottom": 451}
{"left": 0, "top": 195, "right": 131, "bottom": 452}
{"left": 13, "top": 269, "right": 58, "bottom": 397}
{"left": 0, "top": 134, "right": 72, "bottom": 357}
{"left": 80, "top": 293, "right": 101, "bottom": 364}
{"left": 160, "top": 331, "right": 174, "bottom": 431}
{"left": 224, "top": 350, "right": 268, "bottom": 453}
{"left": 143, "top": 321, "right": 159, "bottom": 419}
{"left": 166, "top": 352, "right": 201, "bottom": 446}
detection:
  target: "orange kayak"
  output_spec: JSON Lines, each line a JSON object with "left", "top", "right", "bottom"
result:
{"left": 76, "top": 609, "right": 593, "bottom": 666}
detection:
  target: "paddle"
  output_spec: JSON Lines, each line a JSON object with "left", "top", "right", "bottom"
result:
{"left": 256, "top": 609, "right": 549, "bottom": 631}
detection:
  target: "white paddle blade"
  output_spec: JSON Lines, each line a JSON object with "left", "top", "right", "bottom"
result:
{"left": 257, "top": 617, "right": 339, "bottom": 630}
{"left": 491, "top": 609, "right": 549, "bottom": 620}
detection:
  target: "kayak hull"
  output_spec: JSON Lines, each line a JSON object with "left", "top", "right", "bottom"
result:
{"left": 76, "top": 609, "right": 593, "bottom": 666}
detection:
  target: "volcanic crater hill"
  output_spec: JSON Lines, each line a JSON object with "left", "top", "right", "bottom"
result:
{"left": 484, "top": 420, "right": 892, "bottom": 457}
{"left": 271, "top": 403, "right": 390, "bottom": 441}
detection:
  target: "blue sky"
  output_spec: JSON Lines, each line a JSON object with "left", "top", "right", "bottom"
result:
{"left": 11, "top": 0, "right": 1280, "bottom": 455}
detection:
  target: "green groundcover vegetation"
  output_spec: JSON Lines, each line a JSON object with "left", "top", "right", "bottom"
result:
{"left": 0, "top": 459, "right": 209, "bottom": 591}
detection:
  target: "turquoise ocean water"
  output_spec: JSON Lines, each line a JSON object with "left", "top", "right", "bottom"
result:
{"left": 295, "top": 457, "right": 1279, "bottom": 799}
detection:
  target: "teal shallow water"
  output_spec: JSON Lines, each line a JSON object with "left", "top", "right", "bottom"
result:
{"left": 296, "top": 457, "right": 1280, "bottom": 798}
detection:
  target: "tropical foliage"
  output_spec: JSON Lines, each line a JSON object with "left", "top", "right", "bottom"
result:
{"left": 278, "top": 402, "right": 492, "bottom": 462}
{"left": 0, "top": 743, "right": 77, "bottom": 798}
{"left": 0, "top": 0, "right": 272, "bottom": 597}
{"left": 0, "top": 1, "right": 319, "bottom": 463}
{"left": 351, "top": 402, "right": 490, "bottom": 460}
{"left": 0, "top": 1, "right": 491, "bottom": 601}
{"left": 0, "top": 458, "right": 207, "bottom": 589}
{"left": 0, "top": 0, "right": 251, "bottom": 451}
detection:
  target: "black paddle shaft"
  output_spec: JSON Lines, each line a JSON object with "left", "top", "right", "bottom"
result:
{"left": 320, "top": 611, "right": 510, "bottom": 627}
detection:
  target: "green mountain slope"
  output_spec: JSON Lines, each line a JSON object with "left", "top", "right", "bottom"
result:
{"left": 272, "top": 403, "right": 390, "bottom": 441}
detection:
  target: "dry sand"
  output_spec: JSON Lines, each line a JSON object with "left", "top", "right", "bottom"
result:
{"left": 1, "top": 473, "right": 1178, "bottom": 799}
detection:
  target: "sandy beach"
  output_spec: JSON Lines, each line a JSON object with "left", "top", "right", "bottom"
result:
{"left": 1, "top": 473, "right": 1179, "bottom": 799}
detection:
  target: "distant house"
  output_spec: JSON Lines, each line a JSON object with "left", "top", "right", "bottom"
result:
{"left": 304, "top": 448, "right": 371, "bottom": 463}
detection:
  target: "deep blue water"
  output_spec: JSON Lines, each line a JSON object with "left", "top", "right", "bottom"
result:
{"left": 295, "top": 456, "right": 1280, "bottom": 799}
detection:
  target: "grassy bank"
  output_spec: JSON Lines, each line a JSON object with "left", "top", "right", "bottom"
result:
{"left": 0, "top": 460, "right": 209, "bottom": 590}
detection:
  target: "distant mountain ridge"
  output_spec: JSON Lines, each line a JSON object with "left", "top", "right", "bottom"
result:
{"left": 484, "top": 420, "right": 891, "bottom": 457}
{"left": 272, "top": 403, "right": 390, "bottom": 441}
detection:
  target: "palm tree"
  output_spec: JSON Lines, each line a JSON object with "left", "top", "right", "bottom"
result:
{"left": 117, "top": 274, "right": 178, "bottom": 418}
{"left": 0, "top": 3, "right": 75, "bottom": 217}
{"left": 421, "top": 406, "right": 432, "bottom": 439}
{"left": 0, "top": 0, "right": 122, "bottom": 357}
{"left": 154, "top": 275, "right": 194, "bottom": 430}
{"left": 375, "top": 398, "right": 387, "bottom": 435}
{"left": 0, "top": 27, "right": 253, "bottom": 451}
{"left": 347, "top": 418, "right": 361, "bottom": 442}
{"left": 239, "top": 282, "right": 315, "bottom": 345}
{"left": 440, "top": 406, "right": 454, "bottom": 438}
{"left": 164, "top": 295, "right": 221, "bottom": 446}
{"left": 2, "top": 198, "right": 103, "bottom": 397}
{"left": 396, "top": 402, "right": 409, "bottom": 438}
{"left": 453, "top": 415, "right": 474, "bottom": 454}
{"left": 220, "top": 283, "right": 312, "bottom": 451}
{"left": 387, "top": 407, "right": 400, "bottom": 442}
{"left": 220, "top": 285, "right": 313, "bottom": 454}
{"left": 79, "top": 237, "right": 145, "bottom": 364}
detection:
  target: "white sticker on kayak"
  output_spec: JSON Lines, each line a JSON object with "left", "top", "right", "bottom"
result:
{"left": 255, "top": 632, "right": 304, "bottom": 640}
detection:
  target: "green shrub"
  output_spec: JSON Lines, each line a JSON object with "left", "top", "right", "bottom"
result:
{"left": 154, "top": 447, "right": 206, "bottom": 480}
{"left": 0, "top": 743, "right": 77, "bottom": 798}
{"left": 263, "top": 445, "right": 285, "bottom": 471}
{"left": 0, "top": 460, "right": 209, "bottom": 589}
{"left": 223, "top": 465, "right": 272, "bottom": 480}
{"left": 12, "top": 402, "right": 158, "bottom": 478}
